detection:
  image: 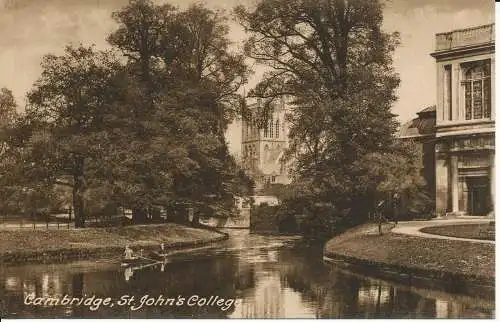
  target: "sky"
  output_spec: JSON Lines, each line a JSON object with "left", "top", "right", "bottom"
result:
{"left": 0, "top": 0, "right": 494, "bottom": 155}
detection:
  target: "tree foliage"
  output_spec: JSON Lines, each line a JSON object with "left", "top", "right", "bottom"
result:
{"left": 236, "top": 0, "right": 425, "bottom": 228}
{"left": 107, "top": 1, "right": 252, "bottom": 222}
{"left": 0, "top": 1, "right": 252, "bottom": 227}
{"left": 19, "top": 46, "right": 123, "bottom": 227}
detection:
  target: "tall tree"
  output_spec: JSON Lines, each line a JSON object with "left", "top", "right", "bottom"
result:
{"left": 22, "top": 45, "right": 123, "bottom": 227}
{"left": 236, "top": 0, "right": 418, "bottom": 223}
{"left": 108, "top": 1, "right": 252, "bottom": 221}
{"left": 108, "top": 0, "right": 176, "bottom": 86}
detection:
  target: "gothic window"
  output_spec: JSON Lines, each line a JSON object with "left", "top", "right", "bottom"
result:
{"left": 275, "top": 119, "right": 280, "bottom": 137}
{"left": 264, "top": 124, "right": 268, "bottom": 137}
{"left": 462, "top": 60, "right": 491, "bottom": 120}
{"left": 269, "top": 118, "right": 274, "bottom": 138}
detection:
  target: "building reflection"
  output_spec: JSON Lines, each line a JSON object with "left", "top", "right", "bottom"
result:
{"left": 230, "top": 270, "right": 316, "bottom": 318}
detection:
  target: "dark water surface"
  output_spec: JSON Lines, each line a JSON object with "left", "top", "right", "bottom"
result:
{"left": 0, "top": 230, "right": 494, "bottom": 318}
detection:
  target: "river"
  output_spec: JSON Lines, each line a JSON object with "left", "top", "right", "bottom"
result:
{"left": 0, "top": 229, "right": 494, "bottom": 318}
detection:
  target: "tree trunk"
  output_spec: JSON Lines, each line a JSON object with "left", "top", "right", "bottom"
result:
{"left": 132, "top": 207, "right": 148, "bottom": 224}
{"left": 191, "top": 210, "right": 201, "bottom": 225}
{"left": 73, "top": 158, "right": 85, "bottom": 228}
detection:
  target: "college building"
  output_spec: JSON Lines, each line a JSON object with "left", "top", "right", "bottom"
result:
{"left": 400, "top": 24, "right": 495, "bottom": 217}
{"left": 431, "top": 23, "right": 495, "bottom": 217}
{"left": 241, "top": 99, "right": 291, "bottom": 190}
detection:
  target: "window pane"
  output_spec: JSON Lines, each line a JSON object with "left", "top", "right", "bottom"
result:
{"left": 484, "top": 61, "right": 491, "bottom": 76}
{"left": 465, "top": 82, "right": 472, "bottom": 120}
{"left": 484, "top": 77, "right": 491, "bottom": 118}
{"left": 472, "top": 80, "right": 483, "bottom": 119}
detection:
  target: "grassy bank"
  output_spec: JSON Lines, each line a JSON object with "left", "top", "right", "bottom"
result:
{"left": 420, "top": 223, "right": 494, "bottom": 241}
{"left": 324, "top": 223, "right": 494, "bottom": 285}
{"left": 0, "top": 223, "right": 227, "bottom": 264}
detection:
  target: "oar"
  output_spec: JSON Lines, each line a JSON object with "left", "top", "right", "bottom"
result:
{"left": 131, "top": 261, "right": 162, "bottom": 271}
{"left": 136, "top": 254, "right": 163, "bottom": 263}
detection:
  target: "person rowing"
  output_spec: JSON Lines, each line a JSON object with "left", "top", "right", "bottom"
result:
{"left": 124, "top": 245, "right": 134, "bottom": 260}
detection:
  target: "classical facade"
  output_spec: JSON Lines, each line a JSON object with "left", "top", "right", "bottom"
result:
{"left": 430, "top": 24, "right": 495, "bottom": 216}
{"left": 241, "top": 99, "right": 291, "bottom": 190}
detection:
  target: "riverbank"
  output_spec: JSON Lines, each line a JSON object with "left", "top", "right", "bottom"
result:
{"left": 0, "top": 223, "right": 228, "bottom": 264}
{"left": 324, "top": 222, "right": 494, "bottom": 287}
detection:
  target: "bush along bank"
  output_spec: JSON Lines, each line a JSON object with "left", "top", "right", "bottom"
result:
{"left": 0, "top": 223, "right": 229, "bottom": 264}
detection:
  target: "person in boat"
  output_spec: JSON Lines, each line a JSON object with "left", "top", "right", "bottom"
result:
{"left": 124, "top": 245, "right": 134, "bottom": 260}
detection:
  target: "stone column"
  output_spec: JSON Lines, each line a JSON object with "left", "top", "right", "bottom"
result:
{"left": 435, "top": 153, "right": 448, "bottom": 216}
{"left": 451, "top": 155, "right": 459, "bottom": 214}
{"left": 452, "top": 64, "right": 460, "bottom": 121}
{"left": 436, "top": 63, "right": 444, "bottom": 122}
{"left": 443, "top": 65, "right": 452, "bottom": 121}
{"left": 490, "top": 151, "right": 495, "bottom": 215}
{"left": 491, "top": 57, "right": 495, "bottom": 120}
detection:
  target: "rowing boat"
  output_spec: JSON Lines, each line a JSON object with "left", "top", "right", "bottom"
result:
{"left": 122, "top": 251, "right": 166, "bottom": 265}
{"left": 121, "top": 256, "right": 156, "bottom": 267}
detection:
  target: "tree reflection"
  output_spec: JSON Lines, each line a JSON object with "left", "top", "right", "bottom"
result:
{"left": 0, "top": 236, "right": 495, "bottom": 318}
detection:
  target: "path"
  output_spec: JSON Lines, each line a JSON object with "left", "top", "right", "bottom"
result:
{"left": 391, "top": 218, "right": 494, "bottom": 245}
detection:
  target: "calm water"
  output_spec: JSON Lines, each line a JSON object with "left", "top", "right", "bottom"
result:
{"left": 0, "top": 230, "right": 494, "bottom": 318}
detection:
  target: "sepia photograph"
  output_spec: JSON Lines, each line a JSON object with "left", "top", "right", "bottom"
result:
{"left": 0, "top": 0, "right": 495, "bottom": 319}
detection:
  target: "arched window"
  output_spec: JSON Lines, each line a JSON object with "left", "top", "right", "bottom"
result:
{"left": 264, "top": 122, "right": 268, "bottom": 137}
{"left": 269, "top": 117, "right": 274, "bottom": 138}
{"left": 462, "top": 60, "right": 491, "bottom": 120}
{"left": 275, "top": 119, "right": 280, "bottom": 138}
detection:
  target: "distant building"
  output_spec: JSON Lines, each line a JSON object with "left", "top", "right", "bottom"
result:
{"left": 430, "top": 24, "right": 495, "bottom": 216}
{"left": 397, "top": 105, "right": 436, "bottom": 200}
{"left": 241, "top": 99, "right": 291, "bottom": 190}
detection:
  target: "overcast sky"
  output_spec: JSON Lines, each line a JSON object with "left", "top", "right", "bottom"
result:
{"left": 0, "top": 0, "right": 494, "bottom": 155}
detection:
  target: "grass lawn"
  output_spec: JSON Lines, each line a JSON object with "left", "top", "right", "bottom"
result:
{"left": 324, "top": 223, "right": 494, "bottom": 279}
{"left": 0, "top": 223, "right": 224, "bottom": 255}
{"left": 420, "top": 223, "right": 495, "bottom": 241}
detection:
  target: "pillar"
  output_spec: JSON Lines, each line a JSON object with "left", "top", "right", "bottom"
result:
{"left": 491, "top": 57, "right": 495, "bottom": 120}
{"left": 490, "top": 151, "right": 495, "bottom": 214}
{"left": 452, "top": 63, "right": 460, "bottom": 121}
{"left": 435, "top": 155, "right": 448, "bottom": 216}
{"left": 450, "top": 155, "right": 459, "bottom": 214}
{"left": 443, "top": 65, "right": 452, "bottom": 121}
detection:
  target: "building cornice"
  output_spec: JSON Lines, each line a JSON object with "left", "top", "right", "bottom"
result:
{"left": 430, "top": 43, "right": 494, "bottom": 60}
{"left": 435, "top": 127, "right": 495, "bottom": 138}
{"left": 436, "top": 119, "right": 495, "bottom": 128}
{"left": 398, "top": 134, "right": 435, "bottom": 139}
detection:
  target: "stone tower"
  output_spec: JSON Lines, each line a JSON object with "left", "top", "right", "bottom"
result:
{"left": 241, "top": 99, "right": 290, "bottom": 190}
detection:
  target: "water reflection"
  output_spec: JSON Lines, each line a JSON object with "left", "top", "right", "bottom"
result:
{"left": 0, "top": 230, "right": 494, "bottom": 318}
